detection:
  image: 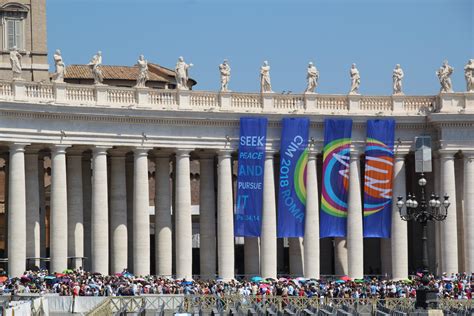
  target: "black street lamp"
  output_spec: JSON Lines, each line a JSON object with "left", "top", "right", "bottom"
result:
{"left": 395, "top": 173, "right": 450, "bottom": 273}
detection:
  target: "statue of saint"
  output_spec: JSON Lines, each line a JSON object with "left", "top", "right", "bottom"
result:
{"left": 464, "top": 59, "right": 474, "bottom": 92}
{"left": 436, "top": 60, "right": 453, "bottom": 93}
{"left": 219, "top": 59, "right": 231, "bottom": 92}
{"left": 52, "top": 49, "right": 66, "bottom": 83}
{"left": 305, "top": 62, "right": 319, "bottom": 93}
{"left": 88, "top": 51, "right": 104, "bottom": 85}
{"left": 260, "top": 60, "right": 273, "bottom": 93}
{"left": 175, "top": 56, "right": 193, "bottom": 90}
{"left": 392, "top": 64, "right": 404, "bottom": 95}
{"left": 349, "top": 63, "right": 360, "bottom": 94}
{"left": 135, "top": 54, "right": 149, "bottom": 88}
{"left": 9, "top": 46, "right": 22, "bottom": 80}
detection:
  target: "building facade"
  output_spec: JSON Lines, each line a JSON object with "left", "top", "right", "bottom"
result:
{"left": 0, "top": 0, "right": 473, "bottom": 280}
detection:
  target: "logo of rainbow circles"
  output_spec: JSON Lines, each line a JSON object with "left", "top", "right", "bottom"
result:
{"left": 363, "top": 138, "right": 394, "bottom": 217}
{"left": 294, "top": 149, "right": 308, "bottom": 205}
{"left": 321, "top": 138, "right": 351, "bottom": 218}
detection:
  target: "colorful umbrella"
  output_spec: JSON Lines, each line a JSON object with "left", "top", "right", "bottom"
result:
{"left": 250, "top": 276, "right": 263, "bottom": 282}
{"left": 340, "top": 275, "right": 352, "bottom": 282}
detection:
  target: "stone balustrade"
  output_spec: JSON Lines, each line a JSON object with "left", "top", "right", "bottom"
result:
{"left": 1, "top": 80, "right": 473, "bottom": 115}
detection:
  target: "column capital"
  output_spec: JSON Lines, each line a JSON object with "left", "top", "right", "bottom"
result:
{"left": 50, "top": 144, "right": 70, "bottom": 155}
{"left": 438, "top": 149, "right": 458, "bottom": 159}
{"left": 175, "top": 148, "right": 193, "bottom": 157}
{"left": 133, "top": 147, "right": 152, "bottom": 156}
{"left": 217, "top": 148, "right": 233, "bottom": 158}
{"left": 349, "top": 144, "right": 363, "bottom": 159}
{"left": 265, "top": 149, "right": 277, "bottom": 158}
{"left": 394, "top": 149, "right": 410, "bottom": 160}
{"left": 92, "top": 146, "right": 111, "bottom": 156}
{"left": 9, "top": 142, "right": 29, "bottom": 152}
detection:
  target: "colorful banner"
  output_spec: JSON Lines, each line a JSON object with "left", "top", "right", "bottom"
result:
{"left": 363, "top": 119, "right": 395, "bottom": 238}
{"left": 234, "top": 117, "right": 268, "bottom": 237}
{"left": 277, "top": 118, "right": 309, "bottom": 238}
{"left": 320, "top": 119, "right": 352, "bottom": 238}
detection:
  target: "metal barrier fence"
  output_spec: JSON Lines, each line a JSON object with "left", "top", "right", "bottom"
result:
{"left": 86, "top": 295, "right": 474, "bottom": 315}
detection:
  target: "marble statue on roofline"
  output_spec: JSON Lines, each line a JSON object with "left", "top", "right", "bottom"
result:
{"left": 9, "top": 46, "right": 23, "bottom": 80}
{"left": 260, "top": 60, "right": 273, "bottom": 93}
{"left": 219, "top": 59, "right": 231, "bottom": 92}
{"left": 305, "top": 61, "right": 319, "bottom": 93}
{"left": 436, "top": 60, "right": 453, "bottom": 93}
{"left": 349, "top": 63, "right": 360, "bottom": 94}
{"left": 392, "top": 64, "right": 404, "bottom": 95}
{"left": 88, "top": 51, "right": 104, "bottom": 85}
{"left": 52, "top": 49, "right": 66, "bottom": 83}
{"left": 135, "top": 54, "right": 149, "bottom": 88}
{"left": 175, "top": 56, "right": 193, "bottom": 90}
{"left": 464, "top": 59, "right": 474, "bottom": 92}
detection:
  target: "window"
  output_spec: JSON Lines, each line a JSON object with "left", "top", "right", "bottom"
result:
{"left": 6, "top": 18, "right": 23, "bottom": 50}
{"left": 1, "top": 4, "right": 28, "bottom": 51}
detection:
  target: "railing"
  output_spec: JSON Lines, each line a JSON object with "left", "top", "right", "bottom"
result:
{"left": 86, "top": 295, "right": 473, "bottom": 315}
{"left": 0, "top": 80, "right": 465, "bottom": 115}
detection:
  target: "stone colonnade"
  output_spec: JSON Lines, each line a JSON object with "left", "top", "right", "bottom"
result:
{"left": 3, "top": 144, "right": 474, "bottom": 278}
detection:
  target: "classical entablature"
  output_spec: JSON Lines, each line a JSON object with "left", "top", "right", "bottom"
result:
{"left": 0, "top": 79, "right": 473, "bottom": 153}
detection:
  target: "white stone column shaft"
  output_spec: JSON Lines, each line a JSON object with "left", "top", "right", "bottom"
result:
{"left": 50, "top": 145, "right": 69, "bottom": 273}
{"left": 261, "top": 151, "right": 277, "bottom": 279}
{"left": 82, "top": 155, "right": 92, "bottom": 272}
{"left": 217, "top": 150, "right": 234, "bottom": 280}
{"left": 391, "top": 153, "right": 408, "bottom": 280}
{"left": 8, "top": 144, "right": 27, "bottom": 277}
{"left": 304, "top": 150, "right": 320, "bottom": 279}
{"left": 347, "top": 149, "right": 363, "bottom": 279}
{"left": 334, "top": 238, "right": 348, "bottom": 275}
{"left": 25, "top": 151, "right": 40, "bottom": 268}
{"left": 38, "top": 155, "right": 47, "bottom": 262}
{"left": 91, "top": 147, "right": 109, "bottom": 275}
{"left": 175, "top": 149, "right": 193, "bottom": 279}
{"left": 110, "top": 152, "right": 128, "bottom": 274}
{"left": 199, "top": 155, "right": 216, "bottom": 279}
{"left": 463, "top": 152, "right": 474, "bottom": 273}
{"left": 66, "top": 151, "right": 84, "bottom": 269}
{"left": 155, "top": 155, "right": 172, "bottom": 276}
{"left": 133, "top": 148, "right": 150, "bottom": 275}
{"left": 440, "top": 151, "right": 458, "bottom": 274}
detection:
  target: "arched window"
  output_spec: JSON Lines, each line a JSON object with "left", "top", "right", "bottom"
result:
{"left": 1, "top": 3, "right": 28, "bottom": 50}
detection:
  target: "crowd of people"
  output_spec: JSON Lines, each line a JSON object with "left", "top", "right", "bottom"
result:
{"left": 0, "top": 268, "right": 472, "bottom": 300}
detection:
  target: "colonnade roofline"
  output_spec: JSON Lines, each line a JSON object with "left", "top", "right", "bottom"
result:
{"left": 0, "top": 79, "right": 473, "bottom": 117}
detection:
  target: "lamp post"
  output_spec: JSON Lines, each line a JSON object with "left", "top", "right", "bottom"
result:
{"left": 395, "top": 173, "right": 450, "bottom": 273}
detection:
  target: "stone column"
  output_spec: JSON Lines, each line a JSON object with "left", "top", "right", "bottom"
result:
{"left": 304, "top": 149, "right": 320, "bottom": 279}
{"left": 82, "top": 153, "right": 92, "bottom": 272}
{"left": 199, "top": 153, "right": 216, "bottom": 279}
{"left": 440, "top": 150, "right": 458, "bottom": 274}
{"left": 50, "top": 145, "right": 69, "bottom": 273}
{"left": 244, "top": 238, "right": 260, "bottom": 276}
{"left": 334, "top": 238, "right": 348, "bottom": 275}
{"left": 110, "top": 150, "right": 128, "bottom": 274}
{"left": 8, "top": 143, "right": 27, "bottom": 277}
{"left": 217, "top": 149, "right": 235, "bottom": 280}
{"left": 155, "top": 153, "right": 172, "bottom": 276}
{"left": 463, "top": 151, "right": 474, "bottom": 273}
{"left": 175, "top": 149, "right": 193, "bottom": 279}
{"left": 289, "top": 238, "right": 304, "bottom": 276}
{"left": 125, "top": 155, "right": 134, "bottom": 273}
{"left": 347, "top": 147, "right": 363, "bottom": 279}
{"left": 391, "top": 152, "right": 408, "bottom": 280}
{"left": 133, "top": 148, "right": 151, "bottom": 276}
{"left": 66, "top": 149, "right": 84, "bottom": 269}
{"left": 25, "top": 149, "right": 40, "bottom": 268}
{"left": 261, "top": 150, "right": 277, "bottom": 279}
{"left": 38, "top": 154, "right": 47, "bottom": 262}
{"left": 91, "top": 147, "right": 109, "bottom": 275}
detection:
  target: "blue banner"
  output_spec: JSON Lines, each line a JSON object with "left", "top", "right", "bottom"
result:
{"left": 277, "top": 118, "right": 309, "bottom": 238}
{"left": 234, "top": 117, "right": 268, "bottom": 237}
{"left": 320, "top": 119, "right": 352, "bottom": 238}
{"left": 363, "top": 119, "right": 395, "bottom": 238}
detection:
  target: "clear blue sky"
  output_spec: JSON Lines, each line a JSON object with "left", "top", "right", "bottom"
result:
{"left": 47, "top": 0, "right": 473, "bottom": 95}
